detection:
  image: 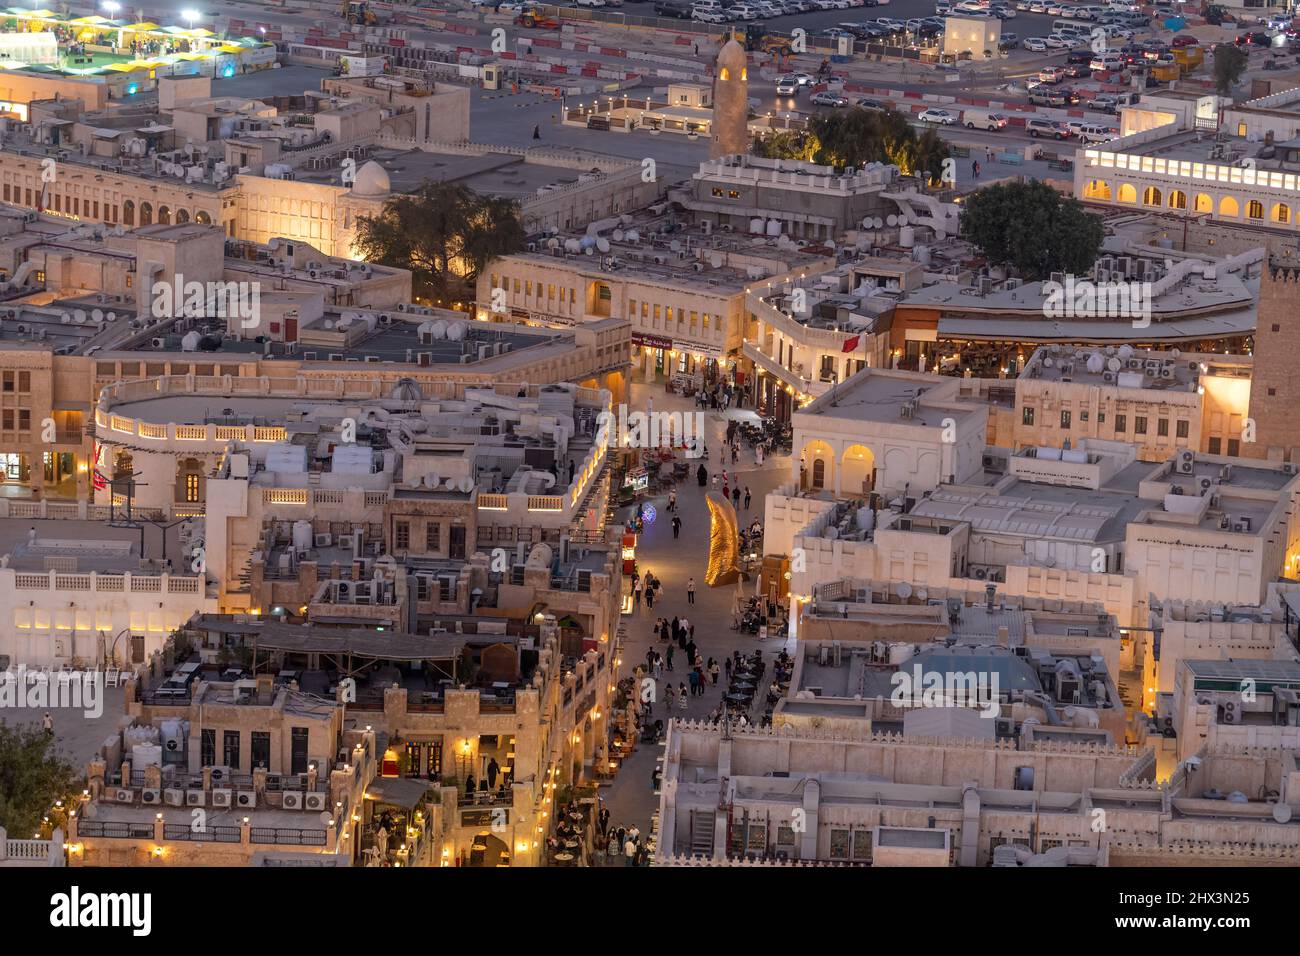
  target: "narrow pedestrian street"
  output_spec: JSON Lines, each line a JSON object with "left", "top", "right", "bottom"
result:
{"left": 598, "top": 380, "right": 795, "bottom": 854}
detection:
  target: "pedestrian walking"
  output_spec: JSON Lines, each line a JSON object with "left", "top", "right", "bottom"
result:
{"left": 712, "top": 473, "right": 719, "bottom": 490}
{"left": 664, "top": 682, "right": 675, "bottom": 707}
{"left": 744, "top": 487, "right": 751, "bottom": 510}
{"left": 725, "top": 657, "right": 732, "bottom": 679}
{"left": 687, "top": 577, "right": 696, "bottom": 605}
{"left": 722, "top": 481, "right": 730, "bottom": 500}
{"left": 698, "top": 463, "right": 708, "bottom": 487}
{"left": 668, "top": 488, "right": 677, "bottom": 511}
{"left": 678, "top": 685, "right": 688, "bottom": 711}
{"left": 646, "top": 584, "right": 655, "bottom": 609}
{"left": 688, "top": 669, "right": 699, "bottom": 696}
{"left": 710, "top": 660, "right": 720, "bottom": 685}
{"left": 666, "top": 645, "right": 675, "bottom": 670}
{"left": 42, "top": 712, "right": 53, "bottom": 734}
{"left": 731, "top": 486, "right": 741, "bottom": 508}
{"left": 532, "top": 124, "right": 540, "bottom": 140}
{"left": 672, "top": 514, "right": 681, "bottom": 538}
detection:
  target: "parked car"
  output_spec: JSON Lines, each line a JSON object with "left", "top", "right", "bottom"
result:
{"left": 1076, "top": 122, "right": 1118, "bottom": 143}
{"left": 1022, "top": 36, "right": 1048, "bottom": 51}
{"left": 1026, "top": 117, "right": 1071, "bottom": 138}
{"left": 918, "top": 107, "right": 957, "bottom": 124}
{"left": 1042, "top": 34, "right": 1072, "bottom": 49}
{"left": 855, "top": 97, "right": 889, "bottom": 111}
{"left": 654, "top": 0, "right": 693, "bottom": 15}
{"left": 1170, "top": 34, "right": 1199, "bottom": 48}
{"left": 810, "top": 90, "right": 850, "bottom": 107}
{"left": 998, "top": 32, "right": 1019, "bottom": 48}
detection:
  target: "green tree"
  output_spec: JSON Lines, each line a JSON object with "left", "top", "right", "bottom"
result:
{"left": 750, "top": 129, "right": 818, "bottom": 161}
{"left": 959, "top": 180, "right": 1104, "bottom": 279}
{"left": 354, "top": 182, "right": 527, "bottom": 305}
{"left": 0, "top": 722, "right": 79, "bottom": 837}
{"left": 800, "top": 108, "right": 949, "bottom": 183}
{"left": 1212, "top": 43, "right": 1248, "bottom": 96}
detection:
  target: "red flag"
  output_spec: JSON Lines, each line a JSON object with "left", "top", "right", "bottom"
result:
{"left": 842, "top": 335, "right": 860, "bottom": 353}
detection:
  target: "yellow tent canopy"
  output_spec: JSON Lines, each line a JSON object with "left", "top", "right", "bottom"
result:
{"left": 122, "top": 21, "right": 160, "bottom": 31}
{"left": 19, "top": 10, "right": 61, "bottom": 18}
{"left": 69, "top": 14, "right": 111, "bottom": 25}
{"left": 216, "top": 44, "right": 247, "bottom": 54}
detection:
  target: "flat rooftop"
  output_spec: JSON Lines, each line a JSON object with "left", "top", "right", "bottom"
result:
{"left": 0, "top": 518, "right": 187, "bottom": 573}
{"left": 797, "top": 369, "right": 977, "bottom": 426}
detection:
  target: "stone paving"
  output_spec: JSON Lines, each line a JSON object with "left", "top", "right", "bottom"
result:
{"left": 598, "top": 379, "right": 795, "bottom": 847}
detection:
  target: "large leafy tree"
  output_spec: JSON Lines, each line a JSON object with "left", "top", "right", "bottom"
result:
{"left": 796, "top": 108, "right": 950, "bottom": 185}
{"left": 1211, "top": 42, "right": 1248, "bottom": 96}
{"left": 750, "top": 129, "right": 819, "bottom": 161}
{"left": 354, "top": 182, "right": 527, "bottom": 304}
{"left": 0, "top": 721, "right": 79, "bottom": 837}
{"left": 959, "top": 180, "right": 1104, "bottom": 279}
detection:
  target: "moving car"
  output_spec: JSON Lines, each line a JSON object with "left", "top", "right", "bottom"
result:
{"left": 918, "top": 107, "right": 957, "bottom": 124}
{"left": 775, "top": 77, "right": 799, "bottom": 94}
{"left": 810, "top": 90, "right": 850, "bottom": 106}
{"left": 855, "top": 97, "right": 889, "bottom": 110}
{"left": 1027, "top": 86, "right": 1069, "bottom": 106}
{"left": 963, "top": 107, "right": 1007, "bottom": 130}
{"left": 1026, "top": 117, "right": 1071, "bottom": 138}
{"left": 1038, "top": 66, "right": 1067, "bottom": 83}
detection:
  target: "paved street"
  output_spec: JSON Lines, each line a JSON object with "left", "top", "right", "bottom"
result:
{"left": 598, "top": 379, "right": 795, "bottom": 850}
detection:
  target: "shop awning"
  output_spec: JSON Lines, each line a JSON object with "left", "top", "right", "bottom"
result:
{"left": 366, "top": 778, "right": 433, "bottom": 810}
{"left": 69, "top": 14, "right": 111, "bottom": 25}
{"left": 122, "top": 21, "right": 159, "bottom": 31}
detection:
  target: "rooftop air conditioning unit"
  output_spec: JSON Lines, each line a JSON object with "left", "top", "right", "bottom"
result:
{"left": 304, "top": 792, "right": 327, "bottom": 811}
{"left": 211, "top": 788, "right": 233, "bottom": 807}
{"left": 140, "top": 788, "right": 162, "bottom": 805}
{"left": 235, "top": 790, "right": 255, "bottom": 808}
{"left": 314, "top": 533, "right": 333, "bottom": 547}
{"left": 151, "top": 337, "right": 166, "bottom": 348}
{"left": 282, "top": 791, "right": 304, "bottom": 810}
{"left": 186, "top": 790, "right": 206, "bottom": 806}
{"left": 163, "top": 788, "right": 185, "bottom": 806}
{"left": 113, "top": 788, "right": 135, "bottom": 803}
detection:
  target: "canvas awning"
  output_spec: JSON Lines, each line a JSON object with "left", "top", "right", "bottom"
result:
{"left": 366, "top": 778, "right": 433, "bottom": 810}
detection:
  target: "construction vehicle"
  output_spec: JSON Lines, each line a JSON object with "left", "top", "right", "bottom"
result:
{"left": 342, "top": 1, "right": 378, "bottom": 25}
{"left": 516, "top": 12, "right": 561, "bottom": 29}
{"left": 736, "top": 24, "right": 792, "bottom": 58}
{"left": 1202, "top": 4, "right": 1232, "bottom": 25}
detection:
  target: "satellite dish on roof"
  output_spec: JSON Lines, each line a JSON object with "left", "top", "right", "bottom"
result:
{"left": 459, "top": 476, "right": 473, "bottom": 493}
{"left": 669, "top": 240, "right": 682, "bottom": 253}
{"left": 1107, "top": 358, "right": 1121, "bottom": 372}
{"left": 897, "top": 582, "right": 913, "bottom": 600}
{"left": 710, "top": 254, "right": 723, "bottom": 269}
{"left": 1274, "top": 803, "right": 1293, "bottom": 824}
{"left": 612, "top": 229, "right": 625, "bottom": 241}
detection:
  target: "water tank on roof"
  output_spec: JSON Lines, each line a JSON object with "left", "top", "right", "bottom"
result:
{"left": 856, "top": 506, "right": 875, "bottom": 533}
{"left": 749, "top": 218, "right": 765, "bottom": 235}
{"left": 292, "top": 519, "right": 313, "bottom": 552}
{"left": 331, "top": 444, "right": 373, "bottom": 475}
{"left": 889, "top": 643, "right": 915, "bottom": 665}
{"left": 124, "top": 725, "right": 160, "bottom": 748}
{"left": 430, "top": 319, "right": 448, "bottom": 339}
{"left": 131, "top": 744, "right": 162, "bottom": 769}
{"left": 446, "top": 321, "right": 467, "bottom": 341}
{"left": 181, "top": 330, "right": 202, "bottom": 351}
{"left": 899, "top": 225, "right": 915, "bottom": 248}
{"left": 766, "top": 219, "right": 781, "bottom": 237}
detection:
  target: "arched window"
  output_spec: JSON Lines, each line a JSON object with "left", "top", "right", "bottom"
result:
{"left": 1168, "top": 190, "right": 1187, "bottom": 210}
{"left": 1117, "top": 184, "right": 1137, "bottom": 204}
{"left": 812, "top": 458, "right": 826, "bottom": 489}
{"left": 195, "top": 210, "right": 211, "bottom": 225}
{"left": 122, "top": 200, "right": 135, "bottom": 226}
{"left": 1219, "top": 196, "right": 1239, "bottom": 217}
{"left": 158, "top": 206, "right": 171, "bottom": 225}
{"left": 740, "top": 68, "right": 747, "bottom": 80}
{"left": 1247, "top": 200, "right": 1264, "bottom": 220}
{"left": 1194, "top": 193, "right": 1212, "bottom": 213}
{"left": 1084, "top": 180, "right": 1112, "bottom": 200}
{"left": 719, "top": 67, "right": 730, "bottom": 81}
{"left": 1142, "top": 186, "right": 1162, "bottom": 206}
{"left": 175, "top": 208, "right": 190, "bottom": 224}
{"left": 1273, "top": 203, "right": 1290, "bottom": 224}
{"left": 140, "top": 202, "right": 153, "bottom": 225}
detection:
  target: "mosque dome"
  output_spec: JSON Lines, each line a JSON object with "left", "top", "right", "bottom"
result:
{"left": 352, "top": 160, "right": 391, "bottom": 197}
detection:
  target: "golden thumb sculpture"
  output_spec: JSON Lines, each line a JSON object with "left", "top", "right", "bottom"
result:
{"left": 704, "top": 491, "right": 741, "bottom": 587}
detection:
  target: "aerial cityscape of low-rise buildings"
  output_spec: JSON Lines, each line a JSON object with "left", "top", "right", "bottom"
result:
{"left": 0, "top": 0, "right": 1297, "bottom": 903}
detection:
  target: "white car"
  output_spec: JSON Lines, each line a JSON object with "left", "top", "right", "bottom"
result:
{"left": 729, "top": 2, "right": 760, "bottom": 16}
{"left": 810, "top": 90, "right": 850, "bottom": 107}
{"left": 918, "top": 107, "right": 956, "bottom": 124}
{"left": 575, "top": 0, "right": 605, "bottom": 6}
{"left": 1022, "top": 36, "right": 1048, "bottom": 51}
{"left": 775, "top": 77, "right": 799, "bottom": 94}
{"left": 693, "top": 8, "right": 727, "bottom": 19}
{"left": 1043, "top": 34, "right": 1072, "bottom": 48}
